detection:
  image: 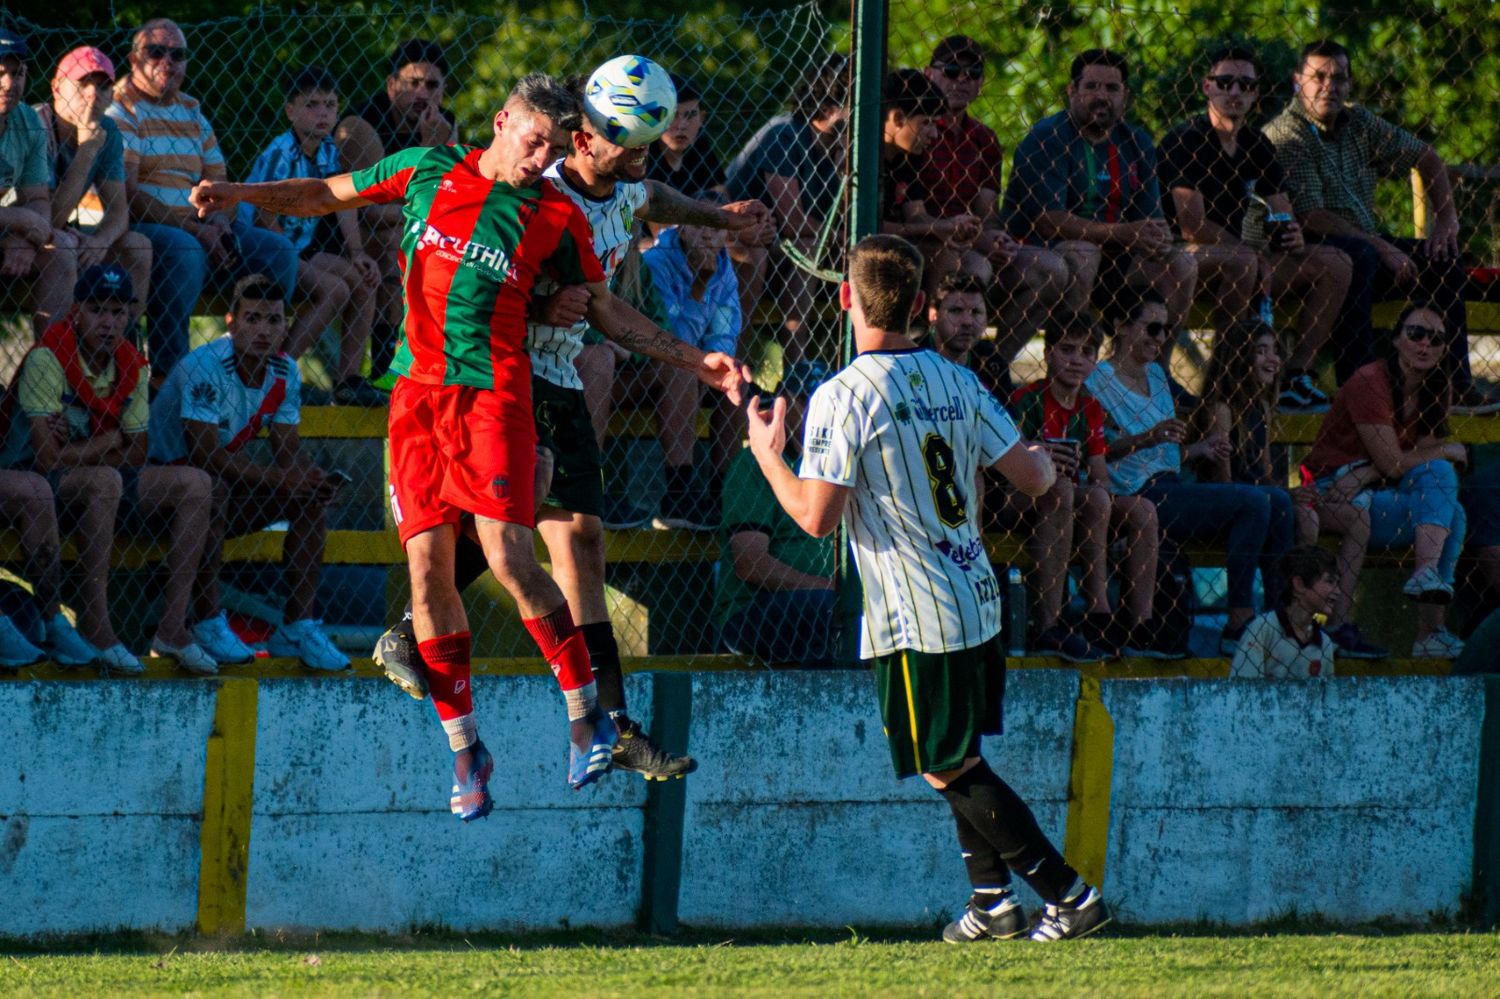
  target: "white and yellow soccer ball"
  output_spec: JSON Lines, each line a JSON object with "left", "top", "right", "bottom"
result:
{"left": 583, "top": 55, "right": 678, "bottom": 148}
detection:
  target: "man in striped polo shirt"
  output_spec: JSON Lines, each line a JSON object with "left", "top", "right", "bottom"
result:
{"left": 109, "top": 19, "right": 296, "bottom": 376}
{"left": 190, "top": 75, "right": 749, "bottom": 820}
{"left": 745, "top": 234, "right": 1110, "bottom": 942}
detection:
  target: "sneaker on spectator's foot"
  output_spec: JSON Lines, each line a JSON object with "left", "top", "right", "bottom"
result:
{"left": 449, "top": 739, "right": 494, "bottom": 822}
{"left": 1412, "top": 629, "right": 1465, "bottom": 660}
{"left": 600, "top": 495, "right": 653, "bottom": 531}
{"left": 1079, "top": 612, "right": 1122, "bottom": 657}
{"left": 1219, "top": 622, "right": 1248, "bottom": 657}
{"left": 611, "top": 715, "right": 697, "bottom": 780}
{"left": 1402, "top": 566, "right": 1454, "bottom": 604}
{"left": 268, "top": 619, "right": 350, "bottom": 672}
{"left": 1453, "top": 382, "right": 1500, "bottom": 416}
{"left": 374, "top": 619, "right": 428, "bottom": 698}
{"left": 1326, "top": 622, "right": 1389, "bottom": 660}
{"left": 151, "top": 639, "right": 218, "bottom": 676}
{"left": 1278, "top": 372, "right": 1331, "bottom": 412}
{"left": 1031, "top": 624, "right": 1107, "bottom": 663}
{"left": 193, "top": 611, "right": 255, "bottom": 664}
{"left": 568, "top": 706, "right": 619, "bottom": 790}
{"left": 0, "top": 615, "right": 45, "bottom": 668}
{"left": 43, "top": 613, "right": 99, "bottom": 666}
{"left": 1028, "top": 883, "right": 1111, "bottom": 942}
{"left": 98, "top": 643, "right": 144, "bottom": 676}
{"left": 333, "top": 376, "right": 389, "bottom": 407}
{"left": 653, "top": 489, "right": 720, "bottom": 532}
{"left": 1124, "top": 621, "right": 1187, "bottom": 660}
{"left": 942, "top": 890, "right": 1027, "bottom": 943}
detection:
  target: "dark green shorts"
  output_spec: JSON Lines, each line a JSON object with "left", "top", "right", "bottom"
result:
{"left": 532, "top": 376, "right": 604, "bottom": 518}
{"left": 869, "top": 638, "right": 1006, "bottom": 779}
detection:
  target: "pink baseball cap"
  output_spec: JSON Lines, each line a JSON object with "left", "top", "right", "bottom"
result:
{"left": 55, "top": 45, "right": 115, "bottom": 82}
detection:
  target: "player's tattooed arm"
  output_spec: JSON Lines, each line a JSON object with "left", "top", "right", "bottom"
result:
{"left": 639, "top": 180, "right": 730, "bottom": 227}
{"left": 586, "top": 283, "right": 750, "bottom": 402}
{"left": 190, "top": 175, "right": 371, "bottom": 220}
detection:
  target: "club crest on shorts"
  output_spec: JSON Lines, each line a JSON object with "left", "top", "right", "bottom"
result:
{"left": 492, "top": 477, "right": 509, "bottom": 499}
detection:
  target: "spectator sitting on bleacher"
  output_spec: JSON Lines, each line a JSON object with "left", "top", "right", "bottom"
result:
{"left": 717, "top": 360, "right": 837, "bottom": 665}
{"left": 1087, "top": 284, "right": 1283, "bottom": 657}
{"left": 1230, "top": 545, "right": 1338, "bottom": 679}
{"left": 1263, "top": 40, "right": 1499, "bottom": 415}
{"left": 1, "top": 27, "right": 76, "bottom": 333}
{"left": 647, "top": 74, "right": 722, "bottom": 200}
{"left": 34, "top": 46, "right": 153, "bottom": 326}
{"left": 1008, "top": 313, "right": 1171, "bottom": 661}
{"left": 3, "top": 264, "right": 220, "bottom": 674}
{"left": 109, "top": 18, "right": 296, "bottom": 378}
{"left": 1000, "top": 49, "right": 1197, "bottom": 349}
{"left": 1301, "top": 302, "right": 1468, "bottom": 660}
{"left": 1158, "top": 45, "right": 1352, "bottom": 410}
{"left": 641, "top": 216, "right": 743, "bottom": 531}
{"left": 921, "top": 36, "right": 1068, "bottom": 366}
{"left": 1189, "top": 318, "right": 1386, "bottom": 659}
{"left": 725, "top": 52, "right": 847, "bottom": 362}
{"left": 335, "top": 39, "right": 458, "bottom": 383}
{"left": 922, "top": 272, "right": 1013, "bottom": 399}
{"left": 147, "top": 276, "right": 348, "bottom": 672}
{"left": 241, "top": 66, "right": 383, "bottom": 406}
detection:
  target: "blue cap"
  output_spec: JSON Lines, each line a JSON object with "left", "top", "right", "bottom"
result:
{"left": 74, "top": 263, "right": 134, "bottom": 303}
{"left": 0, "top": 28, "right": 29, "bottom": 61}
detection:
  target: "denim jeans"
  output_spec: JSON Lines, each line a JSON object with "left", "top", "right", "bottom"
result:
{"left": 1363, "top": 460, "right": 1467, "bottom": 585}
{"left": 721, "top": 588, "right": 836, "bottom": 666}
{"left": 133, "top": 219, "right": 297, "bottom": 375}
{"left": 1138, "top": 476, "right": 1278, "bottom": 609}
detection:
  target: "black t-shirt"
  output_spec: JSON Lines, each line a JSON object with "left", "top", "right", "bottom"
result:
{"left": 1158, "top": 115, "right": 1286, "bottom": 234}
{"left": 645, "top": 137, "right": 724, "bottom": 199}
{"left": 357, "top": 91, "right": 459, "bottom": 155}
{"left": 881, "top": 153, "right": 927, "bottom": 225}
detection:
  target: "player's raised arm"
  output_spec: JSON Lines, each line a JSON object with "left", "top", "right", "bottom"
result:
{"left": 639, "top": 180, "right": 774, "bottom": 245}
{"left": 745, "top": 395, "right": 850, "bottom": 537}
{"left": 189, "top": 173, "right": 372, "bottom": 221}
{"left": 584, "top": 281, "right": 751, "bottom": 403}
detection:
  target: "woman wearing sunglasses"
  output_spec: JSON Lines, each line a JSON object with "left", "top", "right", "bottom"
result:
{"left": 1189, "top": 318, "right": 1385, "bottom": 659}
{"left": 1302, "top": 302, "right": 1468, "bottom": 659}
{"left": 1086, "top": 285, "right": 1282, "bottom": 656}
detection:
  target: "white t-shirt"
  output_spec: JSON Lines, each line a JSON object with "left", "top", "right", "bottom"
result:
{"left": 527, "top": 163, "right": 648, "bottom": 389}
{"left": 148, "top": 336, "right": 301, "bottom": 464}
{"left": 1085, "top": 359, "right": 1179, "bottom": 496}
{"left": 799, "top": 348, "right": 1021, "bottom": 658}
{"left": 1230, "top": 609, "right": 1336, "bottom": 679}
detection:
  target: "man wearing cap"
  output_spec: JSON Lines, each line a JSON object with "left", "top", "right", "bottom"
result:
{"left": 108, "top": 18, "right": 297, "bottom": 377}
{"left": 717, "top": 359, "right": 837, "bottom": 666}
{"left": 35, "top": 45, "right": 153, "bottom": 321}
{"left": 923, "top": 35, "right": 1069, "bottom": 369}
{"left": 0, "top": 27, "right": 76, "bottom": 332}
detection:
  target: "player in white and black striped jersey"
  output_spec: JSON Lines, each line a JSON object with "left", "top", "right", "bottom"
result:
{"left": 746, "top": 234, "right": 1111, "bottom": 943}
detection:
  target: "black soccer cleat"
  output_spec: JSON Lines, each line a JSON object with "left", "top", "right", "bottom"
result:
{"left": 942, "top": 891, "right": 1028, "bottom": 943}
{"left": 1027, "top": 884, "right": 1111, "bottom": 941}
{"left": 373, "top": 621, "right": 428, "bottom": 700}
{"left": 611, "top": 716, "right": 697, "bottom": 780}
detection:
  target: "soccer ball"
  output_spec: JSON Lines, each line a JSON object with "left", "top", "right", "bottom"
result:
{"left": 583, "top": 55, "right": 678, "bottom": 148}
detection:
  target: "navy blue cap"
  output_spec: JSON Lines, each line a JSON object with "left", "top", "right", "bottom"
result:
{"left": 74, "top": 263, "right": 134, "bottom": 303}
{"left": 0, "top": 28, "right": 29, "bottom": 61}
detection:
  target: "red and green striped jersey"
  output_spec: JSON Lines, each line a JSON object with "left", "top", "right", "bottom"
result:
{"left": 1008, "top": 379, "right": 1107, "bottom": 458}
{"left": 351, "top": 145, "right": 606, "bottom": 389}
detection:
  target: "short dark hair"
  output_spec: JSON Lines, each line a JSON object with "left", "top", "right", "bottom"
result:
{"left": 1070, "top": 48, "right": 1129, "bottom": 86}
{"left": 790, "top": 51, "right": 848, "bottom": 122}
{"left": 1042, "top": 310, "right": 1103, "bottom": 350}
{"left": 669, "top": 72, "right": 701, "bottom": 105}
{"left": 1299, "top": 39, "right": 1350, "bottom": 70}
{"left": 883, "top": 68, "right": 946, "bottom": 119}
{"left": 1101, "top": 284, "right": 1165, "bottom": 328}
{"left": 390, "top": 38, "right": 448, "bottom": 76}
{"left": 932, "top": 271, "right": 988, "bottom": 312}
{"left": 230, "top": 274, "right": 285, "bottom": 315}
{"left": 509, "top": 72, "right": 581, "bottom": 132}
{"left": 1279, "top": 545, "right": 1337, "bottom": 606}
{"left": 286, "top": 65, "right": 339, "bottom": 104}
{"left": 1205, "top": 44, "right": 1260, "bottom": 75}
{"left": 848, "top": 235, "right": 925, "bottom": 331}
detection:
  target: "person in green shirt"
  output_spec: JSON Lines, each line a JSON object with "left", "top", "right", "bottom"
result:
{"left": 718, "top": 360, "right": 838, "bottom": 665}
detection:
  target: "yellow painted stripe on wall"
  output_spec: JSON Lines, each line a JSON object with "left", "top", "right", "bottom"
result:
{"left": 1063, "top": 676, "right": 1115, "bottom": 889}
{"left": 197, "top": 678, "right": 259, "bottom": 934}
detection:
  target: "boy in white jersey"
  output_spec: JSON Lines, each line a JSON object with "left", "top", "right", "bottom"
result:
{"left": 372, "top": 68, "right": 773, "bottom": 779}
{"left": 746, "top": 234, "right": 1111, "bottom": 943}
{"left": 1231, "top": 545, "right": 1338, "bottom": 680}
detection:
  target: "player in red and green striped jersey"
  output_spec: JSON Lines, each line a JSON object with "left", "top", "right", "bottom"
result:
{"left": 190, "top": 74, "right": 749, "bottom": 818}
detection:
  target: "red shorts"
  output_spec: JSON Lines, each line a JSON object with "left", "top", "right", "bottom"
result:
{"left": 387, "top": 377, "right": 537, "bottom": 544}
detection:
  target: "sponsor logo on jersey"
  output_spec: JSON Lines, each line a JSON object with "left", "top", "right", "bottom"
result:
{"left": 415, "top": 222, "right": 516, "bottom": 282}
{"left": 806, "top": 425, "right": 834, "bottom": 456}
{"left": 910, "top": 395, "right": 967, "bottom": 423}
{"left": 935, "top": 536, "right": 985, "bottom": 573}
{"left": 907, "top": 370, "right": 926, "bottom": 391}
{"left": 190, "top": 381, "right": 217, "bottom": 408}
{"left": 893, "top": 401, "right": 911, "bottom": 423}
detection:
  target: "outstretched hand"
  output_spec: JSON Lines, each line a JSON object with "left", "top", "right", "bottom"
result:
{"left": 746, "top": 394, "right": 787, "bottom": 462}
{"left": 697, "top": 352, "right": 753, "bottom": 405}
{"left": 189, "top": 180, "right": 239, "bottom": 219}
{"left": 720, "top": 200, "right": 774, "bottom": 246}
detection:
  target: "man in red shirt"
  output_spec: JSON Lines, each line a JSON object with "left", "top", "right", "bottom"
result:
{"left": 191, "top": 75, "right": 748, "bottom": 818}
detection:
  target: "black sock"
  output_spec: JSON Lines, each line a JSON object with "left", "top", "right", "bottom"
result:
{"left": 947, "top": 806, "right": 1012, "bottom": 893}
{"left": 581, "top": 621, "right": 626, "bottom": 713}
{"left": 938, "top": 759, "right": 1078, "bottom": 903}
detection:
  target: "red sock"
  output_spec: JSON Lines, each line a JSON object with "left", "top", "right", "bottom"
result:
{"left": 420, "top": 631, "right": 473, "bottom": 721}
{"left": 522, "top": 606, "right": 594, "bottom": 691}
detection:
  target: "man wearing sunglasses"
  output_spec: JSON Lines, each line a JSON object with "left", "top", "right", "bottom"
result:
{"left": 1263, "top": 39, "right": 1499, "bottom": 414}
{"left": 108, "top": 19, "right": 296, "bottom": 378}
{"left": 921, "top": 35, "right": 1068, "bottom": 371}
{"left": 1159, "top": 45, "right": 1352, "bottom": 412}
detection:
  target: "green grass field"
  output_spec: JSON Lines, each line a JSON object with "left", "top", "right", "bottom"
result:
{"left": 3, "top": 929, "right": 1498, "bottom": 997}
